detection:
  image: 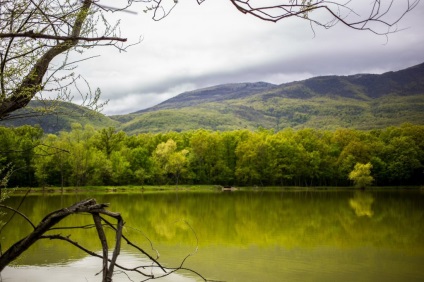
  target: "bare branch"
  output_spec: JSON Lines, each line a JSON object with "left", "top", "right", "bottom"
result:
{"left": 0, "top": 189, "right": 33, "bottom": 238}
{"left": 100, "top": 215, "right": 165, "bottom": 272}
{"left": 0, "top": 0, "right": 134, "bottom": 120}
{"left": 40, "top": 234, "right": 155, "bottom": 279}
{"left": 0, "top": 0, "right": 94, "bottom": 118}
{"left": 107, "top": 213, "right": 124, "bottom": 279}
{"left": 0, "top": 32, "right": 127, "bottom": 42}
{"left": 0, "top": 204, "right": 36, "bottom": 230}
{"left": 142, "top": 0, "right": 420, "bottom": 35}
{"left": 0, "top": 198, "right": 98, "bottom": 270}
{"left": 0, "top": 198, "right": 211, "bottom": 281}
{"left": 93, "top": 212, "right": 109, "bottom": 281}
{"left": 225, "top": 0, "right": 421, "bottom": 35}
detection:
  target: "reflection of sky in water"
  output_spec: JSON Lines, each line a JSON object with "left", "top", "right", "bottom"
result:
{"left": 2, "top": 251, "right": 198, "bottom": 282}
{"left": 2, "top": 190, "right": 424, "bottom": 282}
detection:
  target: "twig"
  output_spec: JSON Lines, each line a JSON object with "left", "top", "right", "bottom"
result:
{"left": 0, "top": 189, "right": 34, "bottom": 232}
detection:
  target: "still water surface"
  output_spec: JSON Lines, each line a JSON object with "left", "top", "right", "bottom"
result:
{"left": 1, "top": 189, "right": 423, "bottom": 281}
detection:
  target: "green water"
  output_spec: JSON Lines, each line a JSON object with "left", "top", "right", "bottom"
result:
{"left": 1, "top": 189, "right": 423, "bottom": 281}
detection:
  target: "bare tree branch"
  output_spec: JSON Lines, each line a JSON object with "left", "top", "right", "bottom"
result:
{"left": 93, "top": 212, "right": 109, "bottom": 281}
{"left": 0, "top": 198, "right": 98, "bottom": 270}
{"left": 0, "top": 198, "right": 211, "bottom": 281}
{"left": 226, "top": 0, "right": 420, "bottom": 35}
{"left": 0, "top": 32, "right": 127, "bottom": 42}
{"left": 0, "top": 0, "right": 132, "bottom": 120}
{"left": 145, "top": 0, "right": 420, "bottom": 35}
{"left": 0, "top": 204, "right": 35, "bottom": 230}
{"left": 0, "top": 0, "right": 94, "bottom": 118}
{"left": 40, "top": 234, "right": 156, "bottom": 279}
{"left": 100, "top": 215, "right": 165, "bottom": 272}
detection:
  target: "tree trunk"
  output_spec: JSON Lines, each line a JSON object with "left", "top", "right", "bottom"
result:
{"left": 0, "top": 0, "right": 92, "bottom": 119}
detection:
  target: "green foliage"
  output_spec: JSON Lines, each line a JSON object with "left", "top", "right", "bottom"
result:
{"left": 2, "top": 123, "right": 424, "bottom": 187}
{"left": 349, "top": 162, "right": 374, "bottom": 188}
{"left": 0, "top": 101, "right": 118, "bottom": 134}
{"left": 0, "top": 125, "right": 43, "bottom": 187}
{"left": 113, "top": 87, "right": 424, "bottom": 133}
{"left": 0, "top": 164, "right": 13, "bottom": 190}
{"left": 92, "top": 127, "right": 125, "bottom": 158}
{"left": 151, "top": 139, "right": 189, "bottom": 185}
{"left": 115, "top": 63, "right": 424, "bottom": 133}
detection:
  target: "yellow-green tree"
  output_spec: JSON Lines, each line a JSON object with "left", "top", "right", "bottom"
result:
{"left": 349, "top": 162, "right": 374, "bottom": 189}
{"left": 151, "top": 139, "right": 189, "bottom": 186}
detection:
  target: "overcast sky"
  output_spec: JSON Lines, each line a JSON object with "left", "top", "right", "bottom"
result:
{"left": 71, "top": 0, "right": 424, "bottom": 116}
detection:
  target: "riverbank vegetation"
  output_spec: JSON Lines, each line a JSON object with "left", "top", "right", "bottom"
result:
{"left": 1, "top": 123, "right": 423, "bottom": 188}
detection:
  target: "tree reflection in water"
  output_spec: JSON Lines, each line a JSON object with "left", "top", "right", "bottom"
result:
{"left": 349, "top": 191, "right": 374, "bottom": 217}
{"left": 2, "top": 190, "right": 424, "bottom": 282}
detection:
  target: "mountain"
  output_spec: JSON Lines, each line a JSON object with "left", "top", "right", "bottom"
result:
{"left": 133, "top": 82, "right": 277, "bottom": 113}
{"left": 117, "top": 62, "right": 424, "bottom": 134}
{"left": 2, "top": 63, "right": 424, "bottom": 134}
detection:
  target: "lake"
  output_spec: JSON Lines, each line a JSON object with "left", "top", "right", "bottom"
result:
{"left": 1, "top": 189, "right": 423, "bottom": 281}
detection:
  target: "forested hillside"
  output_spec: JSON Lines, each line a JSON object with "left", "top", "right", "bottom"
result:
{"left": 0, "top": 101, "right": 118, "bottom": 133}
{"left": 2, "top": 63, "right": 423, "bottom": 134}
{"left": 117, "top": 62, "right": 424, "bottom": 133}
{"left": 1, "top": 124, "right": 422, "bottom": 188}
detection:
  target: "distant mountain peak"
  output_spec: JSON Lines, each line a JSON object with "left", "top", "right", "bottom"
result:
{"left": 133, "top": 81, "right": 277, "bottom": 114}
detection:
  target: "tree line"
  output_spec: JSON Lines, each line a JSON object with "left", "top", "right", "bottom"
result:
{"left": 1, "top": 123, "right": 423, "bottom": 188}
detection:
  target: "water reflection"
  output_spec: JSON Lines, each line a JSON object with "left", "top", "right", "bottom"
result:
{"left": 2, "top": 252, "right": 197, "bottom": 282}
{"left": 1, "top": 190, "right": 424, "bottom": 282}
{"left": 349, "top": 191, "right": 374, "bottom": 217}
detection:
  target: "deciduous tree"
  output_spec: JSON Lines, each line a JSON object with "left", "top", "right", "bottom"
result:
{"left": 0, "top": 0, "right": 129, "bottom": 120}
{"left": 349, "top": 162, "right": 374, "bottom": 189}
{"left": 151, "top": 139, "right": 189, "bottom": 185}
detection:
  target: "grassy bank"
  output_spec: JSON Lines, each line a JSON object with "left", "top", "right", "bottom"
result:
{"left": 7, "top": 185, "right": 221, "bottom": 195}
{"left": 5, "top": 185, "right": 422, "bottom": 196}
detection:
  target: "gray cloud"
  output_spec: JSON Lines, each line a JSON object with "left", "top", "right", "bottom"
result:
{"left": 70, "top": 1, "right": 424, "bottom": 115}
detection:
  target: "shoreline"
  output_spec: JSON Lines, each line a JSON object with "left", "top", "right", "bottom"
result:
{"left": 4, "top": 185, "right": 422, "bottom": 196}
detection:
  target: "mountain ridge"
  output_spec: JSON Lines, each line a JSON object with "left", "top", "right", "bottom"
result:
{"left": 132, "top": 62, "right": 424, "bottom": 114}
{"left": 133, "top": 81, "right": 277, "bottom": 114}
{"left": 114, "top": 62, "right": 424, "bottom": 133}
{"left": 2, "top": 62, "right": 424, "bottom": 134}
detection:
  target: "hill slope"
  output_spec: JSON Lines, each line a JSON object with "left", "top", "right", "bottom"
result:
{"left": 2, "top": 63, "right": 424, "bottom": 134}
{"left": 134, "top": 82, "right": 277, "bottom": 113}
{"left": 117, "top": 62, "right": 424, "bottom": 134}
{"left": 0, "top": 100, "right": 118, "bottom": 133}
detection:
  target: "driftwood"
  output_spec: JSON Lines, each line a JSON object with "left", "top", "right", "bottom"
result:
{"left": 0, "top": 198, "right": 213, "bottom": 281}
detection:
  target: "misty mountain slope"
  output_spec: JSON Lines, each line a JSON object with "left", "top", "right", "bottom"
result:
{"left": 2, "top": 63, "right": 424, "bottom": 134}
{"left": 120, "top": 62, "right": 424, "bottom": 133}
{"left": 347, "top": 62, "right": 424, "bottom": 97}
{"left": 135, "top": 62, "right": 424, "bottom": 113}
{"left": 133, "top": 82, "right": 277, "bottom": 113}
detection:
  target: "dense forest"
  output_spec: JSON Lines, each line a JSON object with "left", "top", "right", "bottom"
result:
{"left": 0, "top": 123, "right": 423, "bottom": 188}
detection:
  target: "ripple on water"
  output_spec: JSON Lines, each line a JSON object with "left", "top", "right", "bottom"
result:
{"left": 2, "top": 251, "right": 198, "bottom": 282}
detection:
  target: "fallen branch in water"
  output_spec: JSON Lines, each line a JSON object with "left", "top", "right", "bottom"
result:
{"left": 0, "top": 198, "right": 213, "bottom": 281}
